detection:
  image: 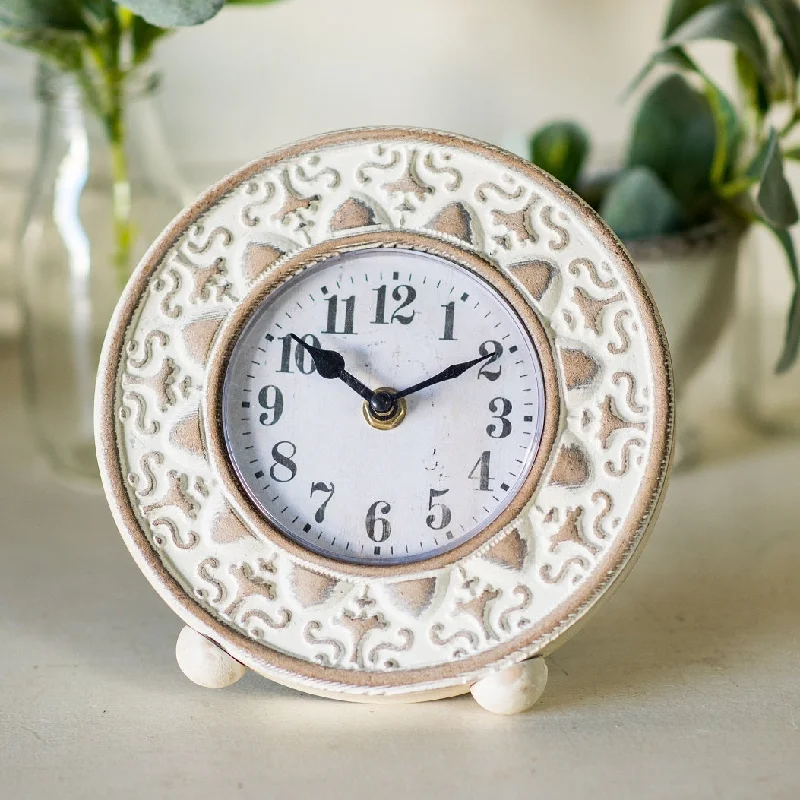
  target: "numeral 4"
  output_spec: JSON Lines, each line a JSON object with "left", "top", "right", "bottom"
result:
{"left": 468, "top": 451, "right": 492, "bottom": 491}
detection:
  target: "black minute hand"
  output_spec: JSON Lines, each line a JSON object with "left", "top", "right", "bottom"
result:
{"left": 289, "top": 334, "right": 375, "bottom": 402}
{"left": 392, "top": 352, "right": 493, "bottom": 401}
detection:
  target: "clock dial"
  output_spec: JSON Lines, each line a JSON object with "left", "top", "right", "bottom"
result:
{"left": 221, "top": 247, "right": 547, "bottom": 565}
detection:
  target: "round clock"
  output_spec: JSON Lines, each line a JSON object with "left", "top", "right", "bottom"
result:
{"left": 96, "top": 128, "right": 673, "bottom": 713}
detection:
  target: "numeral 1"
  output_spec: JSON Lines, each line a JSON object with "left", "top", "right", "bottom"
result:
{"left": 324, "top": 295, "right": 356, "bottom": 334}
{"left": 440, "top": 301, "right": 456, "bottom": 340}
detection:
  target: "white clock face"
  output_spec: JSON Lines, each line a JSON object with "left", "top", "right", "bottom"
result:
{"left": 221, "top": 247, "right": 547, "bottom": 565}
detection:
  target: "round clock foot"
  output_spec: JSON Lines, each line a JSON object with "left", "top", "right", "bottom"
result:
{"left": 470, "top": 657, "right": 548, "bottom": 715}
{"left": 175, "top": 625, "right": 246, "bottom": 689}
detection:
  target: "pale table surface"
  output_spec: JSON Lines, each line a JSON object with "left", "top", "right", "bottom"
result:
{"left": 1, "top": 344, "right": 798, "bottom": 800}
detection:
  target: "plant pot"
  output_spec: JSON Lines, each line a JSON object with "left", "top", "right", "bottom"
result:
{"left": 734, "top": 227, "right": 800, "bottom": 435}
{"left": 624, "top": 219, "right": 743, "bottom": 466}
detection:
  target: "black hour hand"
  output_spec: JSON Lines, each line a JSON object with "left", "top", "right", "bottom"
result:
{"left": 289, "top": 335, "right": 374, "bottom": 402}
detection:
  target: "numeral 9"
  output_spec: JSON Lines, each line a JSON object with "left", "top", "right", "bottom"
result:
{"left": 258, "top": 385, "right": 284, "bottom": 425}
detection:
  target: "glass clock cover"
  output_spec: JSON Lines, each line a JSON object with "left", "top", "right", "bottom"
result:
{"left": 221, "top": 247, "right": 547, "bottom": 565}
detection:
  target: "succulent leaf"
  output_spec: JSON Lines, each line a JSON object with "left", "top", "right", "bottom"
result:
{"left": 627, "top": 73, "right": 716, "bottom": 220}
{"left": 113, "top": 0, "right": 225, "bottom": 27}
{"left": 599, "top": 167, "right": 685, "bottom": 240}
{"left": 528, "top": 121, "right": 590, "bottom": 191}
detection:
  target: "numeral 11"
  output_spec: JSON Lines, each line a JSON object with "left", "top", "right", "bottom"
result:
{"left": 323, "top": 295, "right": 356, "bottom": 335}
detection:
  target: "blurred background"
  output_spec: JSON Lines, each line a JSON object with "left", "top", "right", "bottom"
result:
{"left": 1, "top": 0, "right": 798, "bottom": 482}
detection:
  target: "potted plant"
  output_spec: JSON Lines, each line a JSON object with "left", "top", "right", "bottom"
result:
{"left": 0, "top": 0, "right": 280, "bottom": 481}
{"left": 528, "top": 0, "right": 800, "bottom": 407}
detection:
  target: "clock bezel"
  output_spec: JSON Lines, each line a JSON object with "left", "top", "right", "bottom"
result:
{"left": 205, "top": 230, "right": 561, "bottom": 577}
{"left": 95, "top": 126, "right": 674, "bottom": 697}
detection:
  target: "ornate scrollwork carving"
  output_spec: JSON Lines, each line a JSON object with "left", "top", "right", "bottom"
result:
{"left": 109, "top": 134, "right": 666, "bottom": 681}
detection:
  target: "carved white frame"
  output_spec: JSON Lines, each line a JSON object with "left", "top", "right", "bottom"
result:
{"left": 96, "top": 128, "right": 674, "bottom": 699}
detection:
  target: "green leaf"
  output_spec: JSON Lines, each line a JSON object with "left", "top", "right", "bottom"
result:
{"left": 754, "top": 0, "right": 800, "bottom": 77}
{"left": 735, "top": 48, "right": 770, "bottom": 123}
{"left": 112, "top": 0, "right": 225, "bottom": 27}
{"left": 627, "top": 73, "right": 716, "bottom": 217}
{"left": 643, "top": 45, "right": 743, "bottom": 186}
{"left": 0, "top": 26, "right": 85, "bottom": 72}
{"left": 756, "top": 128, "right": 799, "bottom": 227}
{"left": 600, "top": 167, "right": 686, "bottom": 240}
{"left": 623, "top": 44, "right": 697, "bottom": 99}
{"left": 663, "top": 0, "right": 721, "bottom": 37}
{"left": 702, "top": 68, "right": 742, "bottom": 184}
{"left": 529, "top": 121, "right": 590, "bottom": 190}
{"left": 0, "top": 0, "right": 89, "bottom": 31}
{"left": 667, "top": 3, "right": 771, "bottom": 83}
{"left": 785, "top": 145, "right": 800, "bottom": 162}
{"left": 131, "top": 15, "right": 170, "bottom": 63}
{"left": 770, "top": 225, "right": 800, "bottom": 372}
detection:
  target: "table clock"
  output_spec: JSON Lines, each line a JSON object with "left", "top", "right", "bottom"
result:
{"left": 96, "top": 128, "right": 673, "bottom": 714}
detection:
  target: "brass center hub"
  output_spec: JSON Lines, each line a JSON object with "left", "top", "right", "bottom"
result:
{"left": 363, "top": 387, "right": 406, "bottom": 431}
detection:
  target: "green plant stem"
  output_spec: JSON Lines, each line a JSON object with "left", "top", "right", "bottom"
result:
{"left": 106, "top": 78, "right": 133, "bottom": 289}
{"left": 77, "top": 8, "right": 135, "bottom": 290}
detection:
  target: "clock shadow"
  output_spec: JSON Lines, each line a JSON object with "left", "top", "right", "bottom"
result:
{"left": 537, "top": 445, "right": 800, "bottom": 713}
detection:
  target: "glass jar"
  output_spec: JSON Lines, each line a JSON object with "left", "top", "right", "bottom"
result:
{"left": 17, "top": 63, "right": 188, "bottom": 483}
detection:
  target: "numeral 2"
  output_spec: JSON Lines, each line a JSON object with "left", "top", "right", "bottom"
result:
{"left": 478, "top": 340, "right": 503, "bottom": 381}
